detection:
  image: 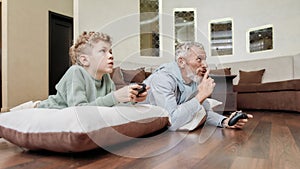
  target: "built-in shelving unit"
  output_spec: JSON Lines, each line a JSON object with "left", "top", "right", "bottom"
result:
{"left": 210, "top": 19, "right": 233, "bottom": 56}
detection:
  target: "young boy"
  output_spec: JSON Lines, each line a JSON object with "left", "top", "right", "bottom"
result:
{"left": 11, "top": 31, "right": 147, "bottom": 110}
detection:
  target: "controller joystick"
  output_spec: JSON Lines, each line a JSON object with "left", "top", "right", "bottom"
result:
{"left": 228, "top": 111, "right": 248, "bottom": 126}
{"left": 134, "top": 83, "right": 146, "bottom": 96}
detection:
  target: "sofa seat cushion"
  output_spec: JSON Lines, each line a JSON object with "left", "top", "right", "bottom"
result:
{"left": 233, "top": 83, "right": 259, "bottom": 93}
{"left": 234, "top": 79, "right": 300, "bottom": 93}
{"left": 236, "top": 91, "right": 300, "bottom": 112}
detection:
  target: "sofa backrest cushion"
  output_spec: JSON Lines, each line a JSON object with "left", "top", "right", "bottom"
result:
{"left": 109, "top": 67, "right": 152, "bottom": 89}
{"left": 238, "top": 69, "right": 265, "bottom": 84}
{"left": 110, "top": 67, "right": 127, "bottom": 86}
{"left": 121, "top": 68, "right": 146, "bottom": 84}
{"left": 210, "top": 68, "right": 231, "bottom": 75}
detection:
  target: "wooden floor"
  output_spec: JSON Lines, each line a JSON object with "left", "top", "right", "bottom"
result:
{"left": 1, "top": 110, "right": 300, "bottom": 169}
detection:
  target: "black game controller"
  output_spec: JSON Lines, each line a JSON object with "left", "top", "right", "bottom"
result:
{"left": 134, "top": 83, "right": 146, "bottom": 96}
{"left": 228, "top": 111, "right": 248, "bottom": 126}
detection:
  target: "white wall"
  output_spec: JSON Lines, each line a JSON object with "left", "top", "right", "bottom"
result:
{"left": 294, "top": 54, "right": 300, "bottom": 80}
{"left": 74, "top": 0, "right": 174, "bottom": 69}
{"left": 163, "top": 0, "right": 300, "bottom": 66}
{"left": 75, "top": 0, "right": 300, "bottom": 69}
{"left": 1, "top": 0, "right": 73, "bottom": 111}
{"left": 221, "top": 55, "right": 296, "bottom": 84}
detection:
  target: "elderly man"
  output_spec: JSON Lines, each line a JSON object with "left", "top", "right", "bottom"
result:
{"left": 143, "top": 42, "right": 253, "bottom": 131}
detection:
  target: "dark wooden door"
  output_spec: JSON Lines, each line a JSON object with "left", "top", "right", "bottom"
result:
{"left": 0, "top": 2, "right": 2, "bottom": 109}
{"left": 49, "top": 11, "right": 73, "bottom": 95}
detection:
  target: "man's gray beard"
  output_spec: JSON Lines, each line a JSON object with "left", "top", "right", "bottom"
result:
{"left": 185, "top": 66, "right": 203, "bottom": 84}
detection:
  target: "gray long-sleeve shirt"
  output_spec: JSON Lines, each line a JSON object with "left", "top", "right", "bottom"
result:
{"left": 143, "top": 62, "right": 226, "bottom": 131}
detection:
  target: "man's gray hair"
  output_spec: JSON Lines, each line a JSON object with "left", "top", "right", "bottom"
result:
{"left": 175, "top": 42, "right": 205, "bottom": 60}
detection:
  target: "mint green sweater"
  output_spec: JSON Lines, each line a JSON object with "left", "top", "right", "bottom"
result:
{"left": 38, "top": 65, "right": 118, "bottom": 109}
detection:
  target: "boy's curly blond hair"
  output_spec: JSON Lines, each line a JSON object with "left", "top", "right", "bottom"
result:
{"left": 69, "top": 31, "right": 112, "bottom": 65}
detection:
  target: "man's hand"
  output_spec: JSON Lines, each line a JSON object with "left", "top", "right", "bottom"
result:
{"left": 195, "top": 69, "right": 215, "bottom": 103}
{"left": 223, "top": 112, "right": 253, "bottom": 129}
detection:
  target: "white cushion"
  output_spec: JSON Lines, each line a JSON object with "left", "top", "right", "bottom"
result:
{"left": 0, "top": 104, "right": 169, "bottom": 152}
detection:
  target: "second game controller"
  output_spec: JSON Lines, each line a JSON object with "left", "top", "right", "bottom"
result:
{"left": 134, "top": 83, "right": 146, "bottom": 96}
{"left": 228, "top": 111, "right": 248, "bottom": 126}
